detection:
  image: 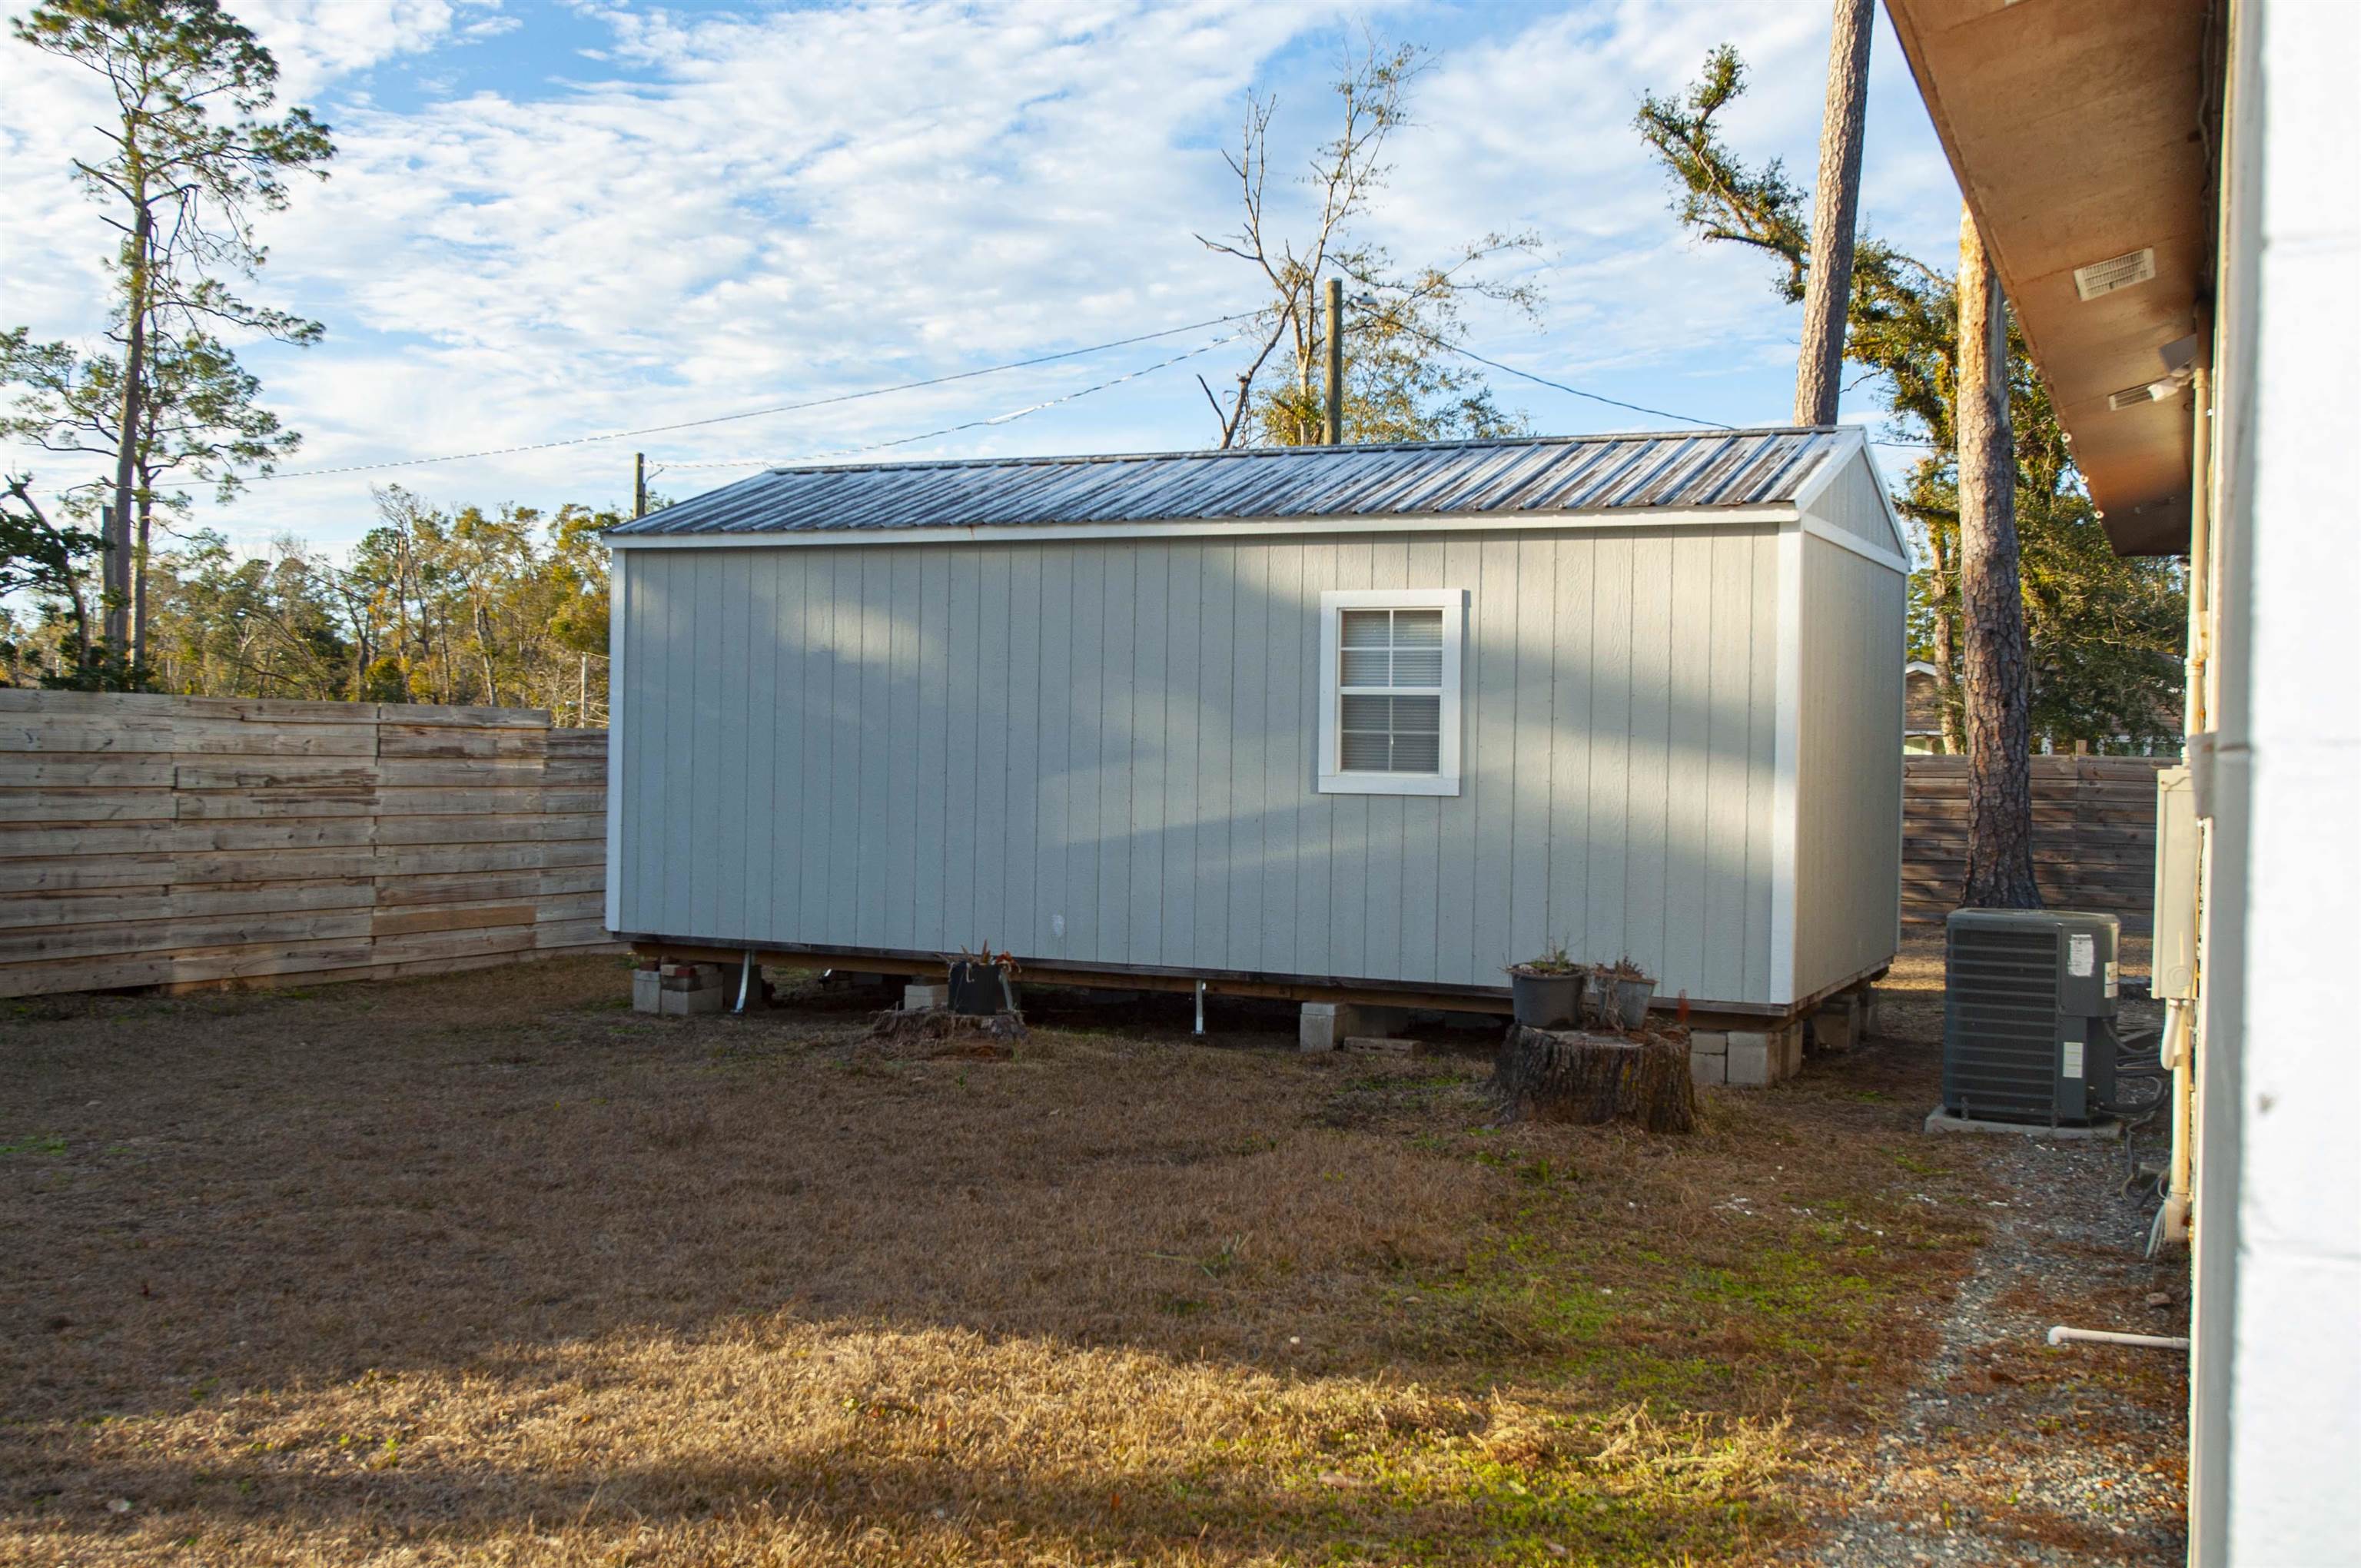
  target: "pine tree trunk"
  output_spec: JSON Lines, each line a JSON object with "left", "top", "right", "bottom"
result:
{"left": 1955, "top": 208, "right": 2041, "bottom": 908}
{"left": 132, "top": 480, "right": 154, "bottom": 673}
{"left": 1795, "top": 0, "right": 1875, "bottom": 427}
{"left": 106, "top": 203, "right": 153, "bottom": 659}
{"left": 1931, "top": 529, "right": 1965, "bottom": 754}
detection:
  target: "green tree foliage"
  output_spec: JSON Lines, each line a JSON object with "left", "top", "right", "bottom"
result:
{"left": 0, "top": 487, "right": 619, "bottom": 724}
{"left": 0, "top": 474, "right": 104, "bottom": 675}
{"left": 1199, "top": 33, "right": 1540, "bottom": 448}
{"left": 1635, "top": 46, "right": 2184, "bottom": 753}
{"left": 11, "top": 0, "right": 332, "bottom": 669}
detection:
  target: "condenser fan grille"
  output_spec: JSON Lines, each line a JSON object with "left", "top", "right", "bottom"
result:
{"left": 1947, "top": 925, "right": 2063, "bottom": 1121}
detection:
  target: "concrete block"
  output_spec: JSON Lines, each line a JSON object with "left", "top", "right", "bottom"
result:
{"left": 1300, "top": 1002, "right": 1409, "bottom": 1052}
{"left": 633, "top": 968, "right": 662, "bottom": 1014}
{"left": 1812, "top": 993, "right": 1864, "bottom": 1054}
{"left": 1689, "top": 1029, "right": 1728, "bottom": 1056}
{"left": 903, "top": 983, "right": 950, "bottom": 1011}
{"left": 1344, "top": 1035, "right": 1426, "bottom": 1055}
{"left": 658, "top": 984, "right": 726, "bottom": 1017}
{"left": 1727, "top": 1031, "right": 1773, "bottom": 1087}
{"left": 1774, "top": 1023, "right": 1804, "bottom": 1080}
{"left": 1689, "top": 1048, "right": 1726, "bottom": 1087}
{"left": 1924, "top": 1105, "right": 2123, "bottom": 1140}
{"left": 660, "top": 962, "right": 725, "bottom": 992}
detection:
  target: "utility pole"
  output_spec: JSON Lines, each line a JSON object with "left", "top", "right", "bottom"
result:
{"left": 1323, "top": 277, "right": 1345, "bottom": 446}
{"left": 633, "top": 452, "right": 647, "bottom": 520}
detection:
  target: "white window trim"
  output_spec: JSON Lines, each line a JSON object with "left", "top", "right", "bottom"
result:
{"left": 1317, "top": 588, "right": 1466, "bottom": 797}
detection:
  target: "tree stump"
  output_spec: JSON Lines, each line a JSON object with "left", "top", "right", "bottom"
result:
{"left": 1493, "top": 1026, "right": 1698, "bottom": 1133}
{"left": 862, "top": 1008, "right": 1026, "bottom": 1059}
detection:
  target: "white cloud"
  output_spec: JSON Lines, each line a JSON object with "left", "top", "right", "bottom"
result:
{"left": 2, "top": 0, "right": 1961, "bottom": 554}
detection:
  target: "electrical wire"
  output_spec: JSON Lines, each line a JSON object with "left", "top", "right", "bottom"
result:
{"left": 649, "top": 328, "right": 1251, "bottom": 474}
{"left": 1396, "top": 317, "right": 1946, "bottom": 450}
{"left": 1384, "top": 321, "right": 1737, "bottom": 431}
{"left": 262, "top": 311, "right": 1264, "bottom": 481}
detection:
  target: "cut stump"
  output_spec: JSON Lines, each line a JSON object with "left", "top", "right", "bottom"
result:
{"left": 862, "top": 1008, "right": 1027, "bottom": 1059}
{"left": 1493, "top": 1026, "right": 1698, "bottom": 1133}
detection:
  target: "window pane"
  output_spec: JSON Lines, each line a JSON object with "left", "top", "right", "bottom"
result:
{"left": 1340, "top": 731, "right": 1393, "bottom": 771}
{"left": 1390, "top": 649, "right": 1443, "bottom": 687}
{"left": 1391, "top": 733, "right": 1441, "bottom": 772}
{"left": 1333, "top": 602, "right": 1450, "bottom": 778}
{"left": 1392, "top": 610, "right": 1443, "bottom": 647}
{"left": 1391, "top": 695, "right": 1441, "bottom": 733}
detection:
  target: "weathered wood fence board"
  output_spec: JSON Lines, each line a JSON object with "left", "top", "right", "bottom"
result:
{"left": 0, "top": 691, "right": 618, "bottom": 998}
{"left": 1901, "top": 755, "right": 2170, "bottom": 932}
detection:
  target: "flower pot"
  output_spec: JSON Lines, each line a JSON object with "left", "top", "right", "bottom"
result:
{"left": 1509, "top": 970, "right": 1584, "bottom": 1030}
{"left": 1611, "top": 975, "right": 1656, "bottom": 1031}
{"left": 948, "top": 961, "right": 1017, "bottom": 1016}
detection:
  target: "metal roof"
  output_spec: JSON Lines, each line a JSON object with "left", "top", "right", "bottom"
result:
{"left": 606, "top": 427, "right": 1843, "bottom": 539}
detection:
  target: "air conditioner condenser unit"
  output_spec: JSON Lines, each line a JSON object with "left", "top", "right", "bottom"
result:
{"left": 1943, "top": 909, "right": 2131, "bottom": 1126}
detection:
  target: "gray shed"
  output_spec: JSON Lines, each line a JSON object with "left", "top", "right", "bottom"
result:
{"left": 603, "top": 426, "right": 1906, "bottom": 1022}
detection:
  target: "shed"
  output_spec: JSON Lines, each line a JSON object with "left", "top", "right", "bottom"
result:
{"left": 603, "top": 425, "right": 1907, "bottom": 1023}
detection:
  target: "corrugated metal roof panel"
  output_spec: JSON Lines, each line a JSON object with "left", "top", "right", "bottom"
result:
{"left": 608, "top": 427, "right": 1844, "bottom": 538}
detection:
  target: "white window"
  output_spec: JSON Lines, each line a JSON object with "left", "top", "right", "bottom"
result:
{"left": 1317, "top": 588, "right": 1465, "bottom": 796}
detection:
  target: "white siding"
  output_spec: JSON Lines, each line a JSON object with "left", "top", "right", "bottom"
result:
{"left": 1791, "top": 530, "right": 1907, "bottom": 999}
{"left": 1809, "top": 446, "right": 1908, "bottom": 559}
{"left": 615, "top": 524, "right": 1798, "bottom": 1003}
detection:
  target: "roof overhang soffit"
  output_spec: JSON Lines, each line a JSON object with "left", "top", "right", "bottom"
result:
{"left": 1884, "top": 0, "right": 2221, "bottom": 556}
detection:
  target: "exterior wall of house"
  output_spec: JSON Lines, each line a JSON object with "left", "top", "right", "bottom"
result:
{"left": 2193, "top": 2, "right": 2361, "bottom": 1558}
{"left": 612, "top": 522, "right": 1801, "bottom": 1004}
{"left": 1792, "top": 531, "right": 1907, "bottom": 1001}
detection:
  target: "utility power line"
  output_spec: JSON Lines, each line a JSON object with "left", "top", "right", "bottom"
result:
{"left": 653, "top": 329, "right": 1251, "bottom": 474}
{"left": 263, "top": 311, "right": 1263, "bottom": 481}
{"left": 1386, "top": 320, "right": 1736, "bottom": 431}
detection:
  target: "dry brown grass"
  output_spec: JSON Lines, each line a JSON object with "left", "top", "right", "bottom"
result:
{"left": 2, "top": 953, "right": 1995, "bottom": 1564}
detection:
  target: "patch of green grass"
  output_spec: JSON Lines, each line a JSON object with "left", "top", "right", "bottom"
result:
{"left": 1682, "top": 1249, "right": 1879, "bottom": 1322}
{"left": 1344, "top": 1070, "right": 1473, "bottom": 1093}
{"left": 0, "top": 1133, "right": 67, "bottom": 1156}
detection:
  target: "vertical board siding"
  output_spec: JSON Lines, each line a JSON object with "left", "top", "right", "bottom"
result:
{"left": 1792, "top": 534, "right": 1908, "bottom": 997}
{"left": 1813, "top": 454, "right": 1908, "bottom": 557}
{"left": 616, "top": 527, "right": 1797, "bottom": 1002}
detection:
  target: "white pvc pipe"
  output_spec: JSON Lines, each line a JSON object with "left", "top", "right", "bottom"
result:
{"left": 1194, "top": 979, "right": 1206, "bottom": 1035}
{"left": 2163, "top": 999, "right": 2196, "bottom": 1246}
{"left": 735, "top": 950, "right": 754, "bottom": 1013}
{"left": 2048, "top": 1325, "right": 2190, "bottom": 1351}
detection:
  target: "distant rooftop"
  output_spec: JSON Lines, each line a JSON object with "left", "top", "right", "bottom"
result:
{"left": 605, "top": 426, "right": 1845, "bottom": 538}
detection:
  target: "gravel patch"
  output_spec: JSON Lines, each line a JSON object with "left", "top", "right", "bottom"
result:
{"left": 1811, "top": 1127, "right": 2190, "bottom": 1565}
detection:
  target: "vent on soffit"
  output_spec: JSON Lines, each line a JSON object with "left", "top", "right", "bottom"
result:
{"left": 2110, "top": 383, "right": 2163, "bottom": 411}
{"left": 2075, "top": 247, "right": 2157, "bottom": 301}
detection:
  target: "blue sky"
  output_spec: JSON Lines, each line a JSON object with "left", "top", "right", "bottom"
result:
{"left": 2, "top": 0, "right": 1964, "bottom": 556}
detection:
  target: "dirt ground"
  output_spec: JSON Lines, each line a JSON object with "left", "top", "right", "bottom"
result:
{"left": 1, "top": 937, "right": 2186, "bottom": 1565}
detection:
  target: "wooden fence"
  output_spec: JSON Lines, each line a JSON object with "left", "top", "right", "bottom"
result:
{"left": 1, "top": 690, "right": 2167, "bottom": 995}
{"left": 1902, "top": 755, "right": 2170, "bottom": 932}
{"left": 0, "top": 690, "right": 616, "bottom": 998}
